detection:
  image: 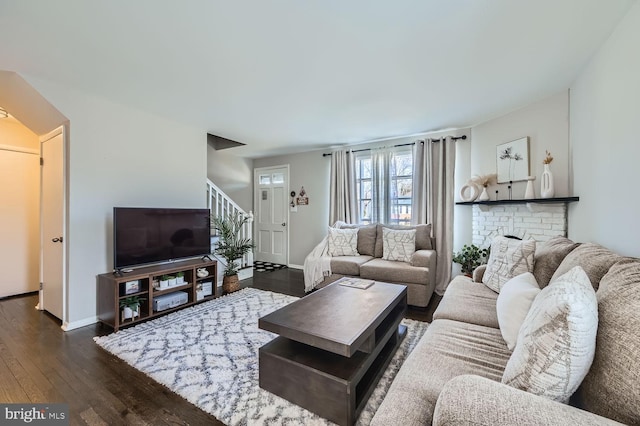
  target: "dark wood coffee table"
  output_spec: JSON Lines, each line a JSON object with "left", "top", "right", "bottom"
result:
{"left": 258, "top": 279, "right": 407, "bottom": 426}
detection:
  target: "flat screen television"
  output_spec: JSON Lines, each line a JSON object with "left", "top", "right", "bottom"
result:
{"left": 113, "top": 207, "right": 211, "bottom": 270}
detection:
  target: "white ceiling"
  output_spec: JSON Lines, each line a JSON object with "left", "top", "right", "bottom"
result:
{"left": 0, "top": 0, "right": 634, "bottom": 158}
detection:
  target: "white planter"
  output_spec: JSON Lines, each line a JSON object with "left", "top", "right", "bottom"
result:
{"left": 168, "top": 278, "right": 177, "bottom": 287}
{"left": 121, "top": 305, "right": 140, "bottom": 322}
{"left": 176, "top": 276, "right": 185, "bottom": 285}
{"left": 159, "top": 279, "right": 169, "bottom": 289}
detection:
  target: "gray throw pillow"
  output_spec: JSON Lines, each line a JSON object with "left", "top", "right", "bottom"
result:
{"left": 339, "top": 223, "right": 377, "bottom": 256}
{"left": 533, "top": 236, "right": 580, "bottom": 288}
{"left": 550, "top": 242, "right": 623, "bottom": 291}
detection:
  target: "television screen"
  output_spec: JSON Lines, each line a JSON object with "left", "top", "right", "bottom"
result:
{"left": 113, "top": 207, "right": 211, "bottom": 270}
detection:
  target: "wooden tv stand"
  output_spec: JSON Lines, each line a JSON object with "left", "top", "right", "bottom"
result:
{"left": 97, "top": 258, "right": 217, "bottom": 331}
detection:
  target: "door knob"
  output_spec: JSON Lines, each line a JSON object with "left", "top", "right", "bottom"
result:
{"left": 281, "top": 222, "right": 286, "bottom": 227}
{"left": 52, "top": 237, "right": 63, "bottom": 243}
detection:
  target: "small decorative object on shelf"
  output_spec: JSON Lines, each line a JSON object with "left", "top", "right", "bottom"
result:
{"left": 176, "top": 271, "right": 185, "bottom": 285}
{"left": 459, "top": 181, "right": 480, "bottom": 202}
{"left": 541, "top": 150, "right": 555, "bottom": 198}
{"left": 471, "top": 173, "right": 497, "bottom": 202}
{"left": 159, "top": 275, "right": 170, "bottom": 289}
{"left": 453, "top": 244, "right": 489, "bottom": 276}
{"left": 120, "top": 295, "right": 146, "bottom": 322}
{"left": 525, "top": 176, "right": 536, "bottom": 199}
{"left": 196, "top": 268, "right": 209, "bottom": 278}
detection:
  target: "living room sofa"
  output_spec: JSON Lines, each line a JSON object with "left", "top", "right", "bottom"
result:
{"left": 312, "top": 223, "right": 437, "bottom": 307}
{"left": 371, "top": 236, "right": 639, "bottom": 425}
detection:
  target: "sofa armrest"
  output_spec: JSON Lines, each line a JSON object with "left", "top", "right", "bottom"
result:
{"left": 433, "top": 375, "right": 623, "bottom": 426}
{"left": 472, "top": 265, "right": 487, "bottom": 282}
{"left": 410, "top": 249, "right": 436, "bottom": 269}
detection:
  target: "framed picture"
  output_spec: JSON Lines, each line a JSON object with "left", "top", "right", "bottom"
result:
{"left": 496, "top": 137, "right": 530, "bottom": 183}
{"left": 125, "top": 280, "right": 140, "bottom": 294}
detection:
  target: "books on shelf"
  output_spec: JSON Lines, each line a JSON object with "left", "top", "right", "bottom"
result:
{"left": 338, "top": 277, "right": 375, "bottom": 290}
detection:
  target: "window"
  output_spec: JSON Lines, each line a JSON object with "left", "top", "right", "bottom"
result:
{"left": 355, "top": 148, "right": 413, "bottom": 225}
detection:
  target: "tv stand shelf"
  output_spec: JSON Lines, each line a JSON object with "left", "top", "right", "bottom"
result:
{"left": 98, "top": 258, "right": 217, "bottom": 331}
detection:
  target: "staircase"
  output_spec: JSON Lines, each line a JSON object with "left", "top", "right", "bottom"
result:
{"left": 207, "top": 179, "right": 254, "bottom": 285}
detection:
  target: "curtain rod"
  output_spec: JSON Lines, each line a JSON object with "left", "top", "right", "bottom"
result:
{"left": 322, "top": 134, "right": 467, "bottom": 157}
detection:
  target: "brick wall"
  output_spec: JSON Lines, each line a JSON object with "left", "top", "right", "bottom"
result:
{"left": 472, "top": 204, "right": 567, "bottom": 248}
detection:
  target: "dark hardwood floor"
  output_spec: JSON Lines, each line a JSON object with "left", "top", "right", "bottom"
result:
{"left": 0, "top": 269, "right": 440, "bottom": 425}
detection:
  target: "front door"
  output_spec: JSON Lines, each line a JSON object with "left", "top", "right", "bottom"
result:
{"left": 40, "top": 127, "right": 65, "bottom": 321}
{"left": 254, "top": 166, "right": 289, "bottom": 265}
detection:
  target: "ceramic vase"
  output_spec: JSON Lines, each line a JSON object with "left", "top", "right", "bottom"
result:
{"left": 478, "top": 186, "right": 490, "bottom": 201}
{"left": 525, "top": 177, "right": 535, "bottom": 199}
{"left": 541, "top": 164, "right": 555, "bottom": 198}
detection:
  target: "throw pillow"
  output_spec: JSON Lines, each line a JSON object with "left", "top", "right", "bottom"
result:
{"left": 382, "top": 228, "right": 416, "bottom": 262}
{"left": 327, "top": 227, "right": 359, "bottom": 256}
{"left": 496, "top": 272, "right": 541, "bottom": 350}
{"left": 532, "top": 236, "right": 580, "bottom": 288}
{"left": 482, "top": 236, "right": 536, "bottom": 293}
{"left": 502, "top": 266, "right": 598, "bottom": 403}
{"left": 549, "top": 242, "right": 623, "bottom": 291}
{"left": 338, "top": 223, "right": 377, "bottom": 256}
{"left": 374, "top": 224, "right": 432, "bottom": 257}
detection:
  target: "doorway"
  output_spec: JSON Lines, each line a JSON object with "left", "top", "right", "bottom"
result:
{"left": 254, "top": 165, "right": 289, "bottom": 265}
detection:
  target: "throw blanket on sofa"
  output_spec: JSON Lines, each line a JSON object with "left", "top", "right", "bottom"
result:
{"left": 303, "top": 236, "right": 331, "bottom": 292}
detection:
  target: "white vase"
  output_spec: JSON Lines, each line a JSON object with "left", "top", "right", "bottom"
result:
{"left": 525, "top": 178, "right": 535, "bottom": 199}
{"left": 540, "top": 164, "right": 555, "bottom": 198}
{"left": 478, "top": 186, "right": 490, "bottom": 201}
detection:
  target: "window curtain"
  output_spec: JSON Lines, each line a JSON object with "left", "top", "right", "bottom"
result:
{"left": 412, "top": 137, "right": 456, "bottom": 294}
{"left": 329, "top": 150, "right": 357, "bottom": 225}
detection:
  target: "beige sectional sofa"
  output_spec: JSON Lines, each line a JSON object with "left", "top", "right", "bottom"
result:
{"left": 371, "top": 236, "right": 640, "bottom": 425}
{"left": 317, "top": 223, "right": 437, "bottom": 307}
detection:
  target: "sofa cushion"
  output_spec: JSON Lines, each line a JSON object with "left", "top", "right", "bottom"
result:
{"left": 329, "top": 255, "right": 373, "bottom": 276}
{"left": 360, "top": 258, "right": 429, "bottom": 285}
{"left": 482, "top": 237, "right": 536, "bottom": 293}
{"left": 550, "top": 242, "right": 623, "bottom": 291}
{"left": 370, "top": 319, "right": 511, "bottom": 426}
{"left": 502, "top": 266, "right": 598, "bottom": 403}
{"left": 382, "top": 228, "right": 416, "bottom": 262}
{"left": 327, "top": 227, "right": 359, "bottom": 256}
{"left": 338, "top": 223, "right": 377, "bottom": 256}
{"left": 574, "top": 258, "right": 640, "bottom": 425}
{"left": 433, "top": 275, "right": 499, "bottom": 329}
{"left": 533, "top": 236, "right": 581, "bottom": 288}
{"left": 374, "top": 223, "right": 432, "bottom": 257}
{"left": 496, "top": 272, "right": 541, "bottom": 350}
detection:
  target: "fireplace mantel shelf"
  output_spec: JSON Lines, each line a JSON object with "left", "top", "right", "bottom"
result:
{"left": 456, "top": 196, "right": 579, "bottom": 206}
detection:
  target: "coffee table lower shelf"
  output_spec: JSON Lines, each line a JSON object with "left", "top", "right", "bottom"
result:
{"left": 259, "top": 322, "right": 407, "bottom": 426}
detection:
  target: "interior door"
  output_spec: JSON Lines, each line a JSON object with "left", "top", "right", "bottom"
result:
{"left": 254, "top": 166, "right": 288, "bottom": 265}
{"left": 40, "top": 127, "right": 65, "bottom": 320}
{"left": 0, "top": 147, "right": 40, "bottom": 298}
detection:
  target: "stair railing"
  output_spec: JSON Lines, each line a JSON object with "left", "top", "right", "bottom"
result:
{"left": 207, "top": 179, "right": 254, "bottom": 269}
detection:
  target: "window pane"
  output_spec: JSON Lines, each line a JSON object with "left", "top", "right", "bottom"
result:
{"left": 259, "top": 175, "right": 271, "bottom": 185}
{"left": 397, "top": 178, "right": 412, "bottom": 197}
{"left": 272, "top": 173, "right": 284, "bottom": 184}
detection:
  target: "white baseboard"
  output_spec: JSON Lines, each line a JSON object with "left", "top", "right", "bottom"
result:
{"left": 62, "top": 316, "right": 98, "bottom": 331}
{"left": 288, "top": 264, "right": 303, "bottom": 270}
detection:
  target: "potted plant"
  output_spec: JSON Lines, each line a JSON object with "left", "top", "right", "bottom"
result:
{"left": 211, "top": 212, "right": 255, "bottom": 293}
{"left": 176, "top": 271, "right": 185, "bottom": 285}
{"left": 453, "top": 244, "right": 489, "bottom": 276}
{"left": 167, "top": 275, "right": 177, "bottom": 287}
{"left": 159, "top": 275, "right": 170, "bottom": 289}
{"left": 119, "top": 295, "right": 146, "bottom": 322}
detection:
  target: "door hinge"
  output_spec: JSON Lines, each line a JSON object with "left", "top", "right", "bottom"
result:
{"left": 40, "top": 282, "right": 43, "bottom": 290}
{"left": 40, "top": 157, "right": 44, "bottom": 166}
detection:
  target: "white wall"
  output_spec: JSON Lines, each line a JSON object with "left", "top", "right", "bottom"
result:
{"left": 207, "top": 147, "right": 254, "bottom": 213}
{"left": 253, "top": 150, "right": 331, "bottom": 267}
{"left": 569, "top": 1, "right": 640, "bottom": 256}
{"left": 454, "top": 92, "right": 571, "bottom": 249}
{"left": 24, "top": 76, "right": 207, "bottom": 328}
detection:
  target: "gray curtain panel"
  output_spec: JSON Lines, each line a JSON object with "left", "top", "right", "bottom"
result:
{"left": 412, "top": 137, "right": 456, "bottom": 294}
{"left": 329, "top": 150, "right": 357, "bottom": 225}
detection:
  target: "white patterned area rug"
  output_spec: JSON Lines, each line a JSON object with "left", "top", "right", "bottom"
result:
{"left": 94, "top": 288, "right": 429, "bottom": 425}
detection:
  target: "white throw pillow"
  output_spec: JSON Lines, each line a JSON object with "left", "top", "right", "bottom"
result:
{"left": 482, "top": 236, "right": 536, "bottom": 293}
{"left": 502, "top": 266, "right": 598, "bottom": 403}
{"left": 327, "top": 227, "right": 359, "bottom": 256}
{"left": 496, "top": 272, "right": 541, "bottom": 350}
{"left": 382, "top": 228, "right": 416, "bottom": 262}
